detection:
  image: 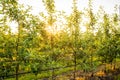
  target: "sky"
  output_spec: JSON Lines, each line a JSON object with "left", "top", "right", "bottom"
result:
{"left": 18, "top": 0, "right": 120, "bottom": 15}
{"left": 10, "top": 0, "right": 120, "bottom": 33}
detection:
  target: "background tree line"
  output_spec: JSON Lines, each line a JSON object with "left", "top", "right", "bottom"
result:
{"left": 0, "top": 0, "right": 120, "bottom": 79}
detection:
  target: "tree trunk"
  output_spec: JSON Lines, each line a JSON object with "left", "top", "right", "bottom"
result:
{"left": 16, "top": 63, "right": 19, "bottom": 80}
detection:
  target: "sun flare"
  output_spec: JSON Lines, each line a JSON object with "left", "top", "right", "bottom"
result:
{"left": 45, "top": 25, "right": 62, "bottom": 35}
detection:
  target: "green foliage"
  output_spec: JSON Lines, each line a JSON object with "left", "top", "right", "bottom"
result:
{"left": 0, "top": 0, "right": 120, "bottom": 79}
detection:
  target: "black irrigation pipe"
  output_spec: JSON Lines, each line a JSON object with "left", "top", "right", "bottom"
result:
{"left": 1, "top": 64, "right": 120, "bottom": 79}
{"left": 0, "top": 59, "right": 92, "bottom": 79}
{"left": 0, "top": 63, "right": 82, "bottom": 78}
